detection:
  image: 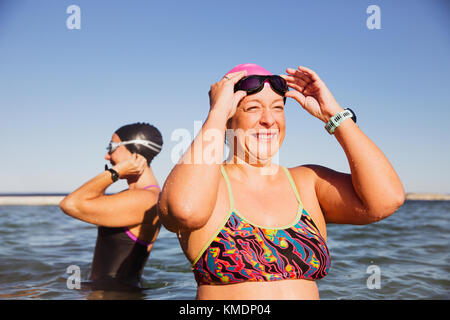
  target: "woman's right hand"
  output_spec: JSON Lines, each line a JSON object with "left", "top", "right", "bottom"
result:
{"left": 112, "top": 153, "right": 147, "bottom": 179}
{"left": 208, "top": 70, "right": 248, "bottom": 120}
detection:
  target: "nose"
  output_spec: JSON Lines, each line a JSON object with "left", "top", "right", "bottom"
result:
{"left": 259, "top": 108, "right": 276, "bottom": 127}
{"left": 105, "top": 153, "right": 111, "bottom": 161}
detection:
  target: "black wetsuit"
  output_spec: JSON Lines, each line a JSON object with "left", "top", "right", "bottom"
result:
{"left": 89, "top": 226, "right": 150, "bottom": 290}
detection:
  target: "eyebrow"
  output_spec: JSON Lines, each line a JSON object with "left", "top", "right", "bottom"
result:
{"left": 244, "top": 98, "right": 284, "bottom": 104}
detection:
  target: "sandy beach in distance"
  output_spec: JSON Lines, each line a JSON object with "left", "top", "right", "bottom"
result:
{"left": 0, "top": 196, "right": 65, "bottom": 206}
{"left": 404, "top": 193, "right": 450, "bottom": 201}
{"left": 0, "top": 193, "right": 448, "bottom": 205}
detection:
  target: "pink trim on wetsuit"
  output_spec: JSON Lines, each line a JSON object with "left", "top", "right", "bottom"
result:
{"left": 143, "top": 185, "right": 160, "bottom": 190}
{"left": 123, "top": 228, "right": 153, "bottom": 247}
{"left": 123, "top": 184, "right": 160, "bottom": 246}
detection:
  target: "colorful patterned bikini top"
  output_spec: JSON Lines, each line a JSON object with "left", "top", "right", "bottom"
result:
{"left": 191, "top": 165, "right": 331, "bottom": 285}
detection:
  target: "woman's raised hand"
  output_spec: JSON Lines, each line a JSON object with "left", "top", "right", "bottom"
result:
{"left": 113, "top": 153, "right": 147, "bottom": 179}
{"left": 281, "top": 66, "right": 344, "bottom": 123}
{"left": 209, "top": 70, "right": 248, "bottom": 120}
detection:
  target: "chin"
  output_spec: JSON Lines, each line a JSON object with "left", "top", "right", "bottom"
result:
{"left": 245, "top": 144, "right": 281, "bottom": 165}
{"left": 245, "top": 149, "right": 277, "bottom": 165}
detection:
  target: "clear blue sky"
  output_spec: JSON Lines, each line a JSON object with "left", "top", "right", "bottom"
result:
{"left": 0, "top": 0, "right": 449, "bottom": 194}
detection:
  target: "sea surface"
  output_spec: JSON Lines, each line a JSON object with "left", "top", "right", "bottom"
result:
{"left": 0, "top": 200, "right": 448, "bottom": 300}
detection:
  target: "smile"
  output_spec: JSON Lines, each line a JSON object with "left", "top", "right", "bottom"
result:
{"left": 250, "top": 131, "right": 278, "bottom": 142}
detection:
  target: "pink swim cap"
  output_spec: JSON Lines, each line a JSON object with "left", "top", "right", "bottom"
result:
{"left": 224, "top": 63, "right": 272, "bottom": 77}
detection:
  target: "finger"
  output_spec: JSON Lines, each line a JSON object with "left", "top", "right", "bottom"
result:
{"left": 233, "top": 90, "right": 247, "bottom": 105}
{"left": 285, "top": 90, "right": 306, "bottom": 107}
{"left": 282, "top": 75, "right": 309, "bottom": 92}
{"left": 285, "top": 81, "right": 306, "bottom": 93}
{"left": 223, "top": 70, "right": 247, "bottom": 84}
{"left": 304, "top": 78, "right": 324, "bottom": 94}
{"left": 285, "top": 72, "right": 313, "bottom": 91}
{"left": 281, "top": 74, "right": 309, "bottom": 88}
{"left": 224, "top": 70, "right": 247, "bottom": 79}
{"left": 297, "top": 66, "right": 321, "bottom": 82}
{"left": 286, "top": 68, "right": 313, "bottom": 84}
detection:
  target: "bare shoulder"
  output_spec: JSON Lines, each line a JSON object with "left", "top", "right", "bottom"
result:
{"left": 288, "top": 164, "right": 334, "bottom": 175}
{"left": 288, "top": 164, "right": 343, "bottom": 187}
{"left": 285, "top": 164, "right": 324, "bottom": 185}
{"left": 285, "top": 164, "right": 329, "bottom": 239}
{"left": 284, "top": 164, "right": 326, "bottom": 201}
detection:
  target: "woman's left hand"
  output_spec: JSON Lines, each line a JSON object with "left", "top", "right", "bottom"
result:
{"left": 281, "top": 66, "right": 344, "bottom": 123}
{"left": 112, "top": 153, "right": 147, "bottom": 179}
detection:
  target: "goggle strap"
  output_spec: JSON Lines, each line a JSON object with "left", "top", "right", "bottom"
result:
{"left": 109, "top": 139, "right": 162, "bottom": 153}
{"left": 121, "top": 140, "right": 162, "bottom": 153}
{"left": 125, "top": 139, "right": 162, "bottom": 150}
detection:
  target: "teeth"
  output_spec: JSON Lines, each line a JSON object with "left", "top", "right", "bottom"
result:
{"left": 251, "top": 132, "right": 278, "bottom": 140}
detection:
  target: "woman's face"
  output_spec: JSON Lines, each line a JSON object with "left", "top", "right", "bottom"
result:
{"left": 228, "top": 84, "right": 286, "bottom": 164}
{"left": 104, "top": 133, "right": 132, "bottom": 165}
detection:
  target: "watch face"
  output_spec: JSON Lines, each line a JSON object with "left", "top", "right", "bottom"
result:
{"left": 108, "top": 169, "right": 119, "bottom": 182}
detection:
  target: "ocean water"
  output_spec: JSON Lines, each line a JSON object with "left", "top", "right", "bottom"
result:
{"left": 0, "top": 200, "right": 448, "bottom": 300}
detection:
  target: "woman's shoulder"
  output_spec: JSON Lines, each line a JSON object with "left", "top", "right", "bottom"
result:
{"left": 283, "top": 164, "right": 339, "bottom": 194}
{"left": 284, "top": 164, "right": 325, "bottom": 180}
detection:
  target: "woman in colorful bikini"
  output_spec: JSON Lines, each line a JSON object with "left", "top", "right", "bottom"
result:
{"left": 60, "top": 123, "right": 163, "bottom": 290}
{"left": 158, "top": 63, "right": 405, "bottom": 299}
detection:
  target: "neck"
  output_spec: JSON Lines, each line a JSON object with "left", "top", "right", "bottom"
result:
{"left": 225, "top": 154, "right": 280, "bottom": 179}
{"left": 127, "top": 166, "right": 158, "bottom": 190}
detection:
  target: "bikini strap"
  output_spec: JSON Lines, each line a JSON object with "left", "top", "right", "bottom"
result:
{"left": 220, "top": 165, "right": 235, "bottom": 211}
{"left": 282, "top": 167, "right": 304, "bottom": 209}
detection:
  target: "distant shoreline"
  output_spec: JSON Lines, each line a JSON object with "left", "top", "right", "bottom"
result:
{"left": 404, "top": 193, "right": 450, "bottom": 201}
{"left": 0, "top": 196, "right": 65, "bottom": 206}
{"left": 0, "top": 192, "right": 449, "bottom": 205}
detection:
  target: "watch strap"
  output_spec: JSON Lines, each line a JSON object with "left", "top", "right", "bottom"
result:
{"left": 325, "top": 108, "right": 356, "bottom": 134}
{"left": 105, "top": 166, "right": 119, "bottom": 182}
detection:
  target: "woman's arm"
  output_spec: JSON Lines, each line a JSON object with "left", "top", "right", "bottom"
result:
{"left": 60, "top": 154, "right": 159, "bottom": 227}
{"left": 283, "top": 66, "right": 405, "bottom": 224}
{"left": 158, "top": 71, "right": 247, "bottom": 231}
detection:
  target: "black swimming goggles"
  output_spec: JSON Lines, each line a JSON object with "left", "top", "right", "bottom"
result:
{"left": 234, "top": 75, "right": 288, "bottom": 97}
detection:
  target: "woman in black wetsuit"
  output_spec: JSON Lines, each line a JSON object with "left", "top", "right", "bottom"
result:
{"left": 60, "top": 123, "right": 163, "bottom": 290}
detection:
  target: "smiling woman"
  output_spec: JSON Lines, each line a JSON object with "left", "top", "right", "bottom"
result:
{"left": 158, "top": 63, "right": 405, "bottom": 300}
{"left": 226, "top": 90, "right": 286, "bottom": 166}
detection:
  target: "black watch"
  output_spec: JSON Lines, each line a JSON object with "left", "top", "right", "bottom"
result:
{"left": 105, "top": 165, "right": 119, "bottom": 182}
{"left": 345, "top": 108, "right": 357, "bottom": 123}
